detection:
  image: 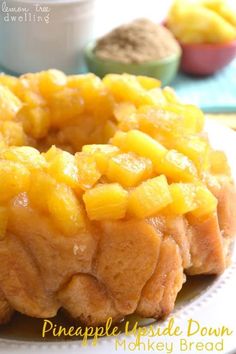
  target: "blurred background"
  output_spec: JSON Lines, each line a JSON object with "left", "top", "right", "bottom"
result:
{"left": 0, "top": 0, "right": 236, "bottom": 128}
{"left": 93, "top": 0, "right": 173, "bottom": 36}
{"left": 94, "top": 0, "right": 236, "bottom": 128}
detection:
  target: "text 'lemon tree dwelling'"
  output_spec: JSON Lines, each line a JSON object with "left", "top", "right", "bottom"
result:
{"left": 0, "top": 70, "right": 235, "bottom": 325}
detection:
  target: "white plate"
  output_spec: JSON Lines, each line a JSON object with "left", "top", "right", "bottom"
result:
{"left": 0, "top": 119, "right": 236, "bottom": 354}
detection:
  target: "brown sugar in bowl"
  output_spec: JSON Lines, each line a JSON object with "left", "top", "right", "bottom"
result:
{"left": 85, "top": 41, "right": 181, "bottom": 86}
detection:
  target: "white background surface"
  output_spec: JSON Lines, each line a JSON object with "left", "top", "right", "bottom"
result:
{"left": 93, "top": 0, "right": 173, "bottom": 37}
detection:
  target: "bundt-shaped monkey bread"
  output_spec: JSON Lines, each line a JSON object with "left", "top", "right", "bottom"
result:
{"left": 0, "top": 71, "right": 235, "bottom": 325}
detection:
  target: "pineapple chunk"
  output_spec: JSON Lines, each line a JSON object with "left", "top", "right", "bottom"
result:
{"left": 114, "top": 102, "right": 136, "bottom": 122}
{"left": 103, "top": 74, "right": 143, "bottom": 105}
{"left": 202, "top": 172, "right": 221, "bottom": 192}
{"left": 20, "top": 106, "right": 50, "bottom": 139}
{"left": 83, "top": 183, "right": 128, "bottom": 220}
{"left": 0, "top": 121, "right": 26, "bottom": 146}
{"left": 0, "top": 207, "right": 8, "bottom": 240}
{"left": 106, "top": 152, "right": 153, "bottom": 187}
{"left": 173, "top": 135, "right": 210, "bottom": 172}
{"left": 82, "top": 144, "right": 119, "bottom": 173}
{"left": 0, "top": 160, "right": 30, "bottom": 202}
{"left": 209, "top": 150, "right": 231, "bottom": 175}
{"left": 29, "top": 171, "right": 56, "bottom": 212}
{"left": 75, "top": 152, "right": 101, "bottom": 190}
{"left": 162, "top": 87, "right": 179, "bottom": 104}
{"left": 0, "top": 134, "right": 6, "bottom": 149}
{"left": 19, "top": 72, "right": 40, "bottom": 92}
{"left": 68, "top": 73, "right": 114, "bottom": 120}
{"left": 103, "top": 120, "right": 118, "bottom": 141}
{"left": 114, "top": 102, "right": 139, "bottom": 132}
{"left": 50, "top": 88, "right": 84, "bottom": 127}
{"left": 118, "top": 114, "right": 139, "bottom": 132}
{"left": 0, "top": 85, "right": 22, "bottom": 120}
{"left": 169, "top": 183, "right": 196, "bottom": 214}
{"left": 112, "top": 130, "right": 167, "bottom": 165}
{"left": 21, "top": 90, "right": 46, "bottom": 108}
{"left": 48, "top": 184, "right": 85, "bottom": 236}
{"left": 38, "top": 69, "right": 67, "bottom": 97}
{"left": 43, "top": 145, "right": 59, "bottom": 161}
{"left": 104, "top": 74, "right": 165, "bottom": 106}
{"left": 114, "top": 102, "right": 139, "bottom": 131}
{"left": 137, "top": 105, "right": 203, "bottom": 141}
{"left": 47, "top": 149, "right": 79, "bottom": 188}
{"left": 82, "top": 144, "right": 119, "bottom": 155}
{"left": 128, "top": 175, "right": 172, "bottom": 218}
{"left": 157, "top": 150, "right": 198, "bottom": 182}
{"left": 190, "top": 184, "right": 218, "bottom": 218}
{"left": 0, "top": 146, "right": 46, "bottom": 170}
{"left": 110, "top": 131, "right": 127, "bottom": 147}
{"left": 141, "top": 88, "right": 167, "bottom": 106}
{"left": 164, "top": 103, "right": 205, "bottom": 133}
{"left": 137, "top": 106, "right": 184, "bottom": 142}
{"left": 136, "top": 76, "right": 161, "bottom": 90}
{"left": 0, "top": 74, "right": 19, "bottom": 94}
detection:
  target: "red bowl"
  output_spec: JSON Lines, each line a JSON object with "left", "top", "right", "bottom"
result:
{"left": 180, "top": 40, "right": 236, "bottom": 75}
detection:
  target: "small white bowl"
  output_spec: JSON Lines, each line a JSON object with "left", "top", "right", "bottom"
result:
{"left": 0, "top": 0, "right": 95, "bottom": 74}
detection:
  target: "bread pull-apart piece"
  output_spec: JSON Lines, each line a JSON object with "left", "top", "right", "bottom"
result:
{"left": 137, "top": 237, "right": 184, "bottom": 318}
{"left": 96, "top": 220, "right": 162, "bottom": 315}
{"left": 187, "top": 214, "right": 226, "bottom": 275}
{"left": 0, "top": 290, "right": 13, "bottom": 325}
{"left": 214, "top": 181, "right": 236, "bottom": 238}
{"left": 58, "top": 274, "right": 121, "bottom": 326}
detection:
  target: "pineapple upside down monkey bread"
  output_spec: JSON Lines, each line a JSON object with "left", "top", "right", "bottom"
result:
{"left": 0, "top": 70, "right": 235, "bottom": 326}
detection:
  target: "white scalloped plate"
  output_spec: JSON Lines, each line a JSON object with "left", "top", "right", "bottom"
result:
{"left": 0, "top": 120, "right": 236, "bottom": 354}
